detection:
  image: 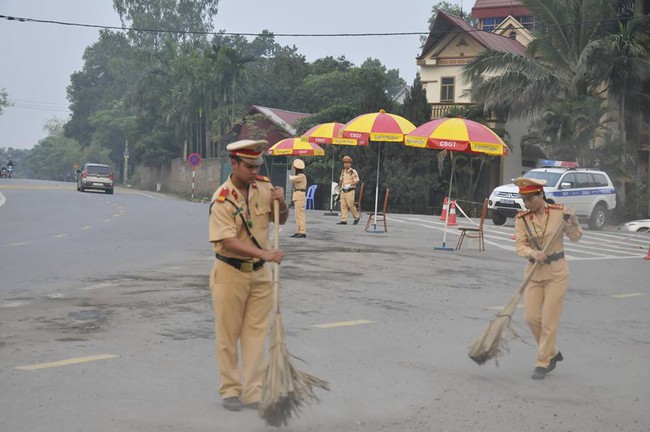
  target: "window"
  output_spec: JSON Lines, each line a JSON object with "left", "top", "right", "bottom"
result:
{"left": 574, "top": 173, "right": 592, "bottom": 188}
{"left": 481, "top": 17, "right": 505, "bottom": 32}
{"left": 592, "top": 173, "right": 609, "bottom": 187}
{"left": 440, "top": 77, "right": 455, "bottom": 102}
{"left": 560, "top": 173, "right": 576, "bottom": 189}
{"left": 509, "top": 31, "right": 517, "bottom": 40}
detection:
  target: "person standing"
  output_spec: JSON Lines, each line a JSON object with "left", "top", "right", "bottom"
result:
{"left": 208, "top": 139, "right": 289, "bottom": 411}
{"left": 337, "top": 155, "right": 360, "bottom": 225}
{"left": 513, "top": 177, "right": 582, "bottom": 380}
{"left": 289, "top": 158, "right": 307, "bottom": 238}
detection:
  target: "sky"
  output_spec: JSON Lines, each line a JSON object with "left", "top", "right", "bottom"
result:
{"left": 0, "top": 0, "right": 464, "bottom": 150}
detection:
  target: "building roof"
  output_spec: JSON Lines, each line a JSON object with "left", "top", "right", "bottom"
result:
{"left": 471, "top": 0, "right": 530, "bottom": 19}
{"left": 418, "top": 11, "right": 526, "bottom": 59}
{"left": 250, "top": 105, "right": 311, "bottom": 135}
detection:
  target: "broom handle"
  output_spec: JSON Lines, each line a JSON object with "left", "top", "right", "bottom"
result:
{"left": 273, "top": 199, "right": 280, "bottom": 313}
{"left": 518, "top": 214, "right": 570, "bottom": 295}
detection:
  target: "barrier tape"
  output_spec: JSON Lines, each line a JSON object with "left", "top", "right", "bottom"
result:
{"left": 453, "top": 201, "right": 480, "bottom": 227}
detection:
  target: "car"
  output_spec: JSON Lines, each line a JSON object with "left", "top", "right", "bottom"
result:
{"left": 77, "top": 163, "right": 114, "bottom": 194}
{"left": 618, "top": 219, "right": 650, "bottom": 232}
{"left": 488, "top": 167, "right": 616, "bottom": 230}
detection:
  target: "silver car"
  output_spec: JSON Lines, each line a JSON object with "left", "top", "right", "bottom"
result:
{"left": 77, "top": 163, "right": 114, "bottom": 194}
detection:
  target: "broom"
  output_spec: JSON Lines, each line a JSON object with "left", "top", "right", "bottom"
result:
{"left": 260, "top": 200, "right": 330, "bottom": 427}
{"left": 468, "top": 214, "right": 570, "bottom": 365}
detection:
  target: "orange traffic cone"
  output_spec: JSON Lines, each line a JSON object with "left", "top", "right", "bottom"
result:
{"left": 511, "top": 233, "right": 517, "bottom": 240}
{"left": 439, "top": 197, "right": 449, "bottom": 220}
{"left": 644, "top": 244, "right": 650, "bottom": 261}
{"left": 447, "top": 200, "right": 458, "bottom": 226}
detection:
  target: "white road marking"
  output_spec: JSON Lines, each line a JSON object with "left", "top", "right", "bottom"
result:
{"left": 53, "top": 234, "right": 66, "bottom": 238}
{"left": 312, "top": 320, "right": 373, "bottom": 329}
{"left": 611, "top": 293, "right": 645, "bottom": 298}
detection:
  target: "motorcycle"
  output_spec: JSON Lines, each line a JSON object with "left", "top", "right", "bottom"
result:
{"left": 7, "top": 166, "right": 13, "bottom": 178}
{"left": 0, "top": 166, "right": 7, "bottom": 179}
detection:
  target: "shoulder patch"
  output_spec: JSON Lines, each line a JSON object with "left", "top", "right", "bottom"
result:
{"left": 548, "top": 203, "right": 564, "bottom": 210}
{"left": 216, "top": 188, "right": 229, "bottom": 203}
{"left": 255, "top": 175, "right": 270, "bottom": 182}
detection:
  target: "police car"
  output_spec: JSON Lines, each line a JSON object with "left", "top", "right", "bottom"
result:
{"left": 488, "top": 164, "right": 616, "bottom": 230}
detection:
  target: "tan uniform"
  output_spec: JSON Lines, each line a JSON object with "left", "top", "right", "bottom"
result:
{"left": 339, "top": 168, "right": 360, "bottom": 222}
{"left": 208, "top": 175, "right": 274, "bottom": 404}
{"left": 289, "top": 173, "right": 307, "bottom": 234}
{"left": 515, "top": 204, "right": 582, "bottom": 368}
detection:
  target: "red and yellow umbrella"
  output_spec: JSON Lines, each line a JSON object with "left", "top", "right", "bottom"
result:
{"left": 405, "top": 117, "right": 510, "bottom": 156}
{"left": 301, "top": 122, "right": 359, "bottom": 146}
{"left": 340, "top": 110, "right": 416, "bottom": 232}
{"left": 267, "top": 138, "right": 325, "bottom": 156}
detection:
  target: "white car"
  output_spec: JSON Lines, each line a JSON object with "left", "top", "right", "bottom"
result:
{"left": 618, "top": 219, "right": 650, "bottom": 232}
{"left": 488, "top": 167, "right": 616, "bottom": 230}
{"left": 77, "top": 163, "right": 114, "bottom": 194}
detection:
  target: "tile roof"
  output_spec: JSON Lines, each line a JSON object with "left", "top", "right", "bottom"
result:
{"left": 471, "top": 0, "right": 530, "bottom": 19}
{"left": 250, "top": 105, "right": 311, "bottom": 135}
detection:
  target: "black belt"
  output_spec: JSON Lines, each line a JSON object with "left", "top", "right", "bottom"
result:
{"left": 295, "top": 189, "right": 306, "bottom": 192}
{"left": 529, "top": 251, "right": 564, "bottom": 264}
{"left": 342, "top": 187, "right": 355, "bottom": 192}
{"left": 216, "top": 254, "right": 265, "bottom": 272}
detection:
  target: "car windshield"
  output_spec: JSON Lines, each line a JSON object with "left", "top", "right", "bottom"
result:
{"left": 87, "top": 165, "right": 111, "bottom": 175}
{"left": 523, "top": 171, "right": 562, "bottom": 187}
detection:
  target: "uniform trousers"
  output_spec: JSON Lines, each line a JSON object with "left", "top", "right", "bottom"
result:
{"left": 524, "top": 268, "right": 567, "bottom": 368}
{"left": 210, "top": 259, "right": 272, "bottom": 404}
{"left": 340, "top": 190, "right": 359, "bottom": 222}
{"left": 293, "top": 192, "right": 306, "bottom": 234}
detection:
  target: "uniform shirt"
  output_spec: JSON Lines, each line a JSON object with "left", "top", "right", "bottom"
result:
{"left": 289, "top": 173, "right": 307, "bottom": 201}
{"left": 209, "top": 175, "right": 273, "bottom": 259}
{"left": 515, "top": 204, "right": 582, "bottom": 280}
{"left": 339, "top": 168, "right": 359, "bottom": 188}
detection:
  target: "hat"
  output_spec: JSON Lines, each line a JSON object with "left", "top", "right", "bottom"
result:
{"left": 342, "top": 155, "right": 352, "bottom": 163}
{"left": 227, "top": 139, "right": 267, "bottom": 166}
{"left": 513, "top": 177, "right": 547, "bottom": 194}
{"left": 292, "top": 158, "right": 305, "bottom": 170}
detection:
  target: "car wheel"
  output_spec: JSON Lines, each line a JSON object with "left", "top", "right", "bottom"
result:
{"left": 637, "top": 227, "right": 649, "bottom": 233}
{"left": 491, "top": 212, "right": 507, "bottom": 226}
{"left": 79, "top": 184, "right": 85, "bottom": 192}
{"left": 106, "top": 188, "right": 114, "bottom": 195}
{"left": 588, "top": 204, "right": 607, "bottom": 230}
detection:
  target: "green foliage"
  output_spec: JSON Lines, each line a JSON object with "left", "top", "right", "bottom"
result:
{"left": 0, "top": 88, "right": 11, "bottom": 116}
{"left": 24, "top": 120, "right": 85, "bottom": 181}
{"left": 402, "top": 73, "right": 432, "bottom": 126}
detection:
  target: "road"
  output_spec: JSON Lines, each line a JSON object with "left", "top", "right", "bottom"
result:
{"left": 1, "top": 179, "right": 649, "bottom": 432}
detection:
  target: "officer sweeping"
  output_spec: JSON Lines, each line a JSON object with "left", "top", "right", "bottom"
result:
{"left": 208, "top": 139, "right": 289, "bottom": 411}
{"left": 513, "top": 177, "right": 582, "bottom": 380}
{"left": 337, "top": 155, "right": 360, "bottom": 225}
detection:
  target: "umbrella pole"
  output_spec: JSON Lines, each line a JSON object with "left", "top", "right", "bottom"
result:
{"left": 324, "top": 148, "right": 337, "bottom": 216}
{"left": 367, "top": 142, "right": 383, "bottom": 233}
{"left": 435, "top": 152, "right": 455, "bottom": 251}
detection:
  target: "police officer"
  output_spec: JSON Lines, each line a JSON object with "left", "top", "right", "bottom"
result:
{"left": 289, "top": 158, "right": 307, "bottom": 238}
{"left": 208, "top": 139, "right": 289, "bottom": 411}
{"left": 513, "top": 177, "right": 582, "bottom": 380}
{"left": 337, "top": 155, "right": 360, "bottom": 225}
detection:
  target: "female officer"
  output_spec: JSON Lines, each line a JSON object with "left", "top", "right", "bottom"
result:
{"left": 513, "top": 177, "right": 582, "bottom": 380}
{"left": 289, "top": 158, "right": 307, "bottom": 238}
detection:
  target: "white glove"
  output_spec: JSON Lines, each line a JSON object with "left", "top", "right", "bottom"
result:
{"left": 343, "top": 184, "right": 350, "bottom": 191}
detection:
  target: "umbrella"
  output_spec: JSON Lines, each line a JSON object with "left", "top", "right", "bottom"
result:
{"left": 267, "top": 137, "right": 325, "bottom": 156}
{"left": 341, "top": 110, "right": 416, "bottom": 232}
{"left": 405, "top": 117, "right": 510, "bottom": 250}
{"left": 301, "top": 122, "right": 363, "bottom": 215}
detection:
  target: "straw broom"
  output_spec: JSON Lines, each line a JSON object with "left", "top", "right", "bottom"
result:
{"left": 260, "top": 200, "right": 330, "bottom": 427}
{"left": 468, "top": 214, "right": 569, "bottom": 365}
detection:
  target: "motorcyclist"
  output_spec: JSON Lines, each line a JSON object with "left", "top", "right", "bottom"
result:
{"left": 6, "top": 160, "right": 13, "bottom": 177}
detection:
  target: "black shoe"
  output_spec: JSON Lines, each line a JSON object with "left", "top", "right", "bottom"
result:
{"left": 290, "top": 233, "right": 300, "bottom": 238}
{"left": 353, "top": 218, "right": 360, "bottom": 225}
{"left": 223, "top": 397, "right": 242, "bottom": 411}
{"left": 243, "top": 402, "right": 259, "bottom": 410}
{"left": 546, "top": 351, "right": 563, "bottom": 373}
{"left": 531, "top": 367, "right": 546, "bottom": 380}
{"left": 337, "top": 221, "right": 347, "bottom": 225}
{"left": 295, "top": 233, "right": 306, "bottom": 238}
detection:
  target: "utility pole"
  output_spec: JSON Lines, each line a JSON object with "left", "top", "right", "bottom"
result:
{"left": 123, "top": 139, "right": 129, "bottom": 184}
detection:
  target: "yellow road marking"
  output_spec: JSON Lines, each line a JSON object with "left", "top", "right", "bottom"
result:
{"left": 53, "top": 234, "right": 66, "bottom": 238}
{"left": 10, "top": 242, "right": 29, "bottom": 246}
{"left": 487, "top": 304, "right": 524, "bottom": 311}
{"left": 16, "top": 354, "right": 120, "bottom": 371}
{"left": 611, "top": 293, "right": 645, "bottom": 298}
{"left": 312, "top": 320, "right": 373, "bottom": 329}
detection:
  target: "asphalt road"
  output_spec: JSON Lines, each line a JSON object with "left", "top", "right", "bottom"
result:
{"left": 1, "top": 179, "right": 649, "bottom": 432}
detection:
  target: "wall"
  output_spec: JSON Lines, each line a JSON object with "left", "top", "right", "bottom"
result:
{"left": 136, "top": 157, "right": 222, "bottom": 199}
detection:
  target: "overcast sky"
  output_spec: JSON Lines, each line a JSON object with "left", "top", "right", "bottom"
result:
{"left": 0, "top": 0, "right": 463, "bottom": 150}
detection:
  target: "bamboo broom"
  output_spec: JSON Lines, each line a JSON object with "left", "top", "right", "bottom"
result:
{"left": 260, "top": 200, "right": 330, "bottom": 427}
{"left": 468, "top": 214, "right": 570, "bottom": 365}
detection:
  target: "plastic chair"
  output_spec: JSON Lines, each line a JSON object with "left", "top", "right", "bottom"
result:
{"left": 456, "top": 198, "right": 488, "bottom": 251}
{"left": 365, "top": 188, "right": 390, "bottom": 232}
{"left": 305, "top": 184, "right": 317, "bottom": 209}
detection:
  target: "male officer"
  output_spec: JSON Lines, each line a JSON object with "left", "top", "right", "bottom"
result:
{"left": 208, "top": 139, "right": 289, "bottom": 411}
{"left": 513, "top": 177, "right": 581, "bottom": 380}
{"left": 289, "top": 158, "right": 307, "bottom": 238}
{"left": 337, "top": 155, "right": 360, "bottom": 225}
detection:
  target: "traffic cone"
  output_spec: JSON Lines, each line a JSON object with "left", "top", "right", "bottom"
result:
{"left": 447, "top": 200, "right": 458, "bottom": 226}
{"left": 439, "top": 197, "right": 449, "bottom": 220}
{"left": 511, "top": 233, "right": 517, "bottom": 240}
{"left": 644, "top": 244, "right": 650, "bottom": 261}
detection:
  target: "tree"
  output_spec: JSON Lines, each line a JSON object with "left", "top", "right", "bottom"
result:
{"left": 402, "top": 73, "right": 432, "bottom": 126}
{"left": 0, "top": 88, "right": 11, "bottom": 116}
